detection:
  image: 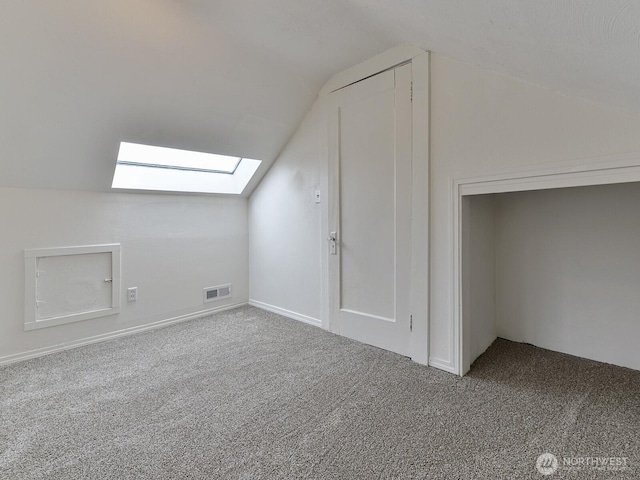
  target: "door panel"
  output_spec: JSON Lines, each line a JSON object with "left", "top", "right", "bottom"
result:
{"left": 329, "top": 63, "right": 413, "bottom": 356}
{"left": 340, "top": 73, "right": 396, "bottom": 321}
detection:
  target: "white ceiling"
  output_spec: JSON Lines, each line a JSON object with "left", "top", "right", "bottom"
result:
{"left": 1, "top": 0, "right": 639, "bottom": 195}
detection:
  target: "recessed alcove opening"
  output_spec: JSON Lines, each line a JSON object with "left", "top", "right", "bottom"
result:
{"left": 461, "top": 181, "right": 640, "bottom": 374}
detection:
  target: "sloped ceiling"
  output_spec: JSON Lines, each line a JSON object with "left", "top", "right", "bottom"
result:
{"left": 1, "top": 0, "right": 639, "bottom": 195}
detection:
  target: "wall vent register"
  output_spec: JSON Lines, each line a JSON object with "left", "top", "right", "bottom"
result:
{"left": 203, "top": 284, "right": 232, "bottom": 303}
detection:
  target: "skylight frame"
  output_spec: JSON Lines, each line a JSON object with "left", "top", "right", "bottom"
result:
{"left": 116, "top": 159, "right": 242, "bottom": 175}
{"left": 116, "top": 142, "right": 242, "bottom": 175}
{"left": 111, "top": 142, "right": 262, "bottom": 195}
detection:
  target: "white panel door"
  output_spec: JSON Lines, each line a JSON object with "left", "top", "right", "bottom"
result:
{"left": 328, "top": 63, "right": 412, "bottom": 356}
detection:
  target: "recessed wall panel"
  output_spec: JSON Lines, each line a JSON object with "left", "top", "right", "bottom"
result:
{"left": 24, "top": 244, "right": 120, "bottom": 330}
{"left": 339, "top": 84, "right": 396, "bottom": 321}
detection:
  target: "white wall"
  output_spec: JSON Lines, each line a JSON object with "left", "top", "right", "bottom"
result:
{"left": 0, "top": 187, "right": 248, "bottom": 362}
{"left": 494, "top": 183, "right": 640, "bottom": 370}
{"left": 248, "top": 100, "right": 326, "bottom": 325}
{"left": 430, "top": 54, "right": 640, "bottom": 373}
{"left": 462, "top": 195, "right": 496, "bottom": 365}
{"left": 249, "top": 52, "right": 640, "bottom": 373}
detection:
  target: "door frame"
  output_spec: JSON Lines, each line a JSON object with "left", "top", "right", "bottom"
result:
{"left": 319, "top": 45, "right": 430, "bottom": 365}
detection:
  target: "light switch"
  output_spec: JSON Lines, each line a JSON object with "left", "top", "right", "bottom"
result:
{"left": 314, "top": 189, "right": 321, "bottom": 203}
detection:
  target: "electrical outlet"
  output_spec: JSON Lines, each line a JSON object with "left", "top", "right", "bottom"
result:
{"left": 127, "top": 287, "right": 137, "bottom": 302}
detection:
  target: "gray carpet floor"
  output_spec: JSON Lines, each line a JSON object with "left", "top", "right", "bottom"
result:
{"left": 1, "top": 306, "right": 638, "bottom": 479}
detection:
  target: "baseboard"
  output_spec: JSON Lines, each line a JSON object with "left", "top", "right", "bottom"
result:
{"left": 428, "top": 357, "right": 457, "bottom": 375}
{"left": 0, "top": 302, "right": 247, "bottom": 367}
{"left": 248, "top": 300, "right": 322, "bottom": 328}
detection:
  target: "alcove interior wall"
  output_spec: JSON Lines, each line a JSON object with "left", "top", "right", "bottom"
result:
{"left": 465, "top": 182, "right": 640, "bottom": 371}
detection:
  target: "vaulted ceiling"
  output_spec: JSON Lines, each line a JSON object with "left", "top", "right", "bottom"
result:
{"left": 2, "top": 1, "right": 639, "bottom": 195}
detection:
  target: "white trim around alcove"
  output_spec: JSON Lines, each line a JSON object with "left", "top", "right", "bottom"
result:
{"left": 453, "top": 152, "right": 640, "bottom": 376}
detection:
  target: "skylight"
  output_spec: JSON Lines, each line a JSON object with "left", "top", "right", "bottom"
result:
{"left": 111, "top": 142, "right": 261, "bottom": 194}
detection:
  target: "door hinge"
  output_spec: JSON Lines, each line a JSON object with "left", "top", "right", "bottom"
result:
{"left": 410, "top": 314, "right": 413, "bottom": 332}
{"left": 410, "top": 82, "right": 413, "bottom": 102}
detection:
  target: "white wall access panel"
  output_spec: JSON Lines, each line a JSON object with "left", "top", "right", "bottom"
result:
{"left": 25, "top": 244, "right": 121, "bottom": 331}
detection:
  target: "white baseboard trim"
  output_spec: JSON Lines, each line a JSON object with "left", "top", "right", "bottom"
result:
{"left": 0, "top": 302, "right": 247, "bottom": 367}
{"left": 428, "top": 357, "right": 458, "bottom": 375}
{"left": 248, "top": 300, "right": 322, "bottom": 328}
